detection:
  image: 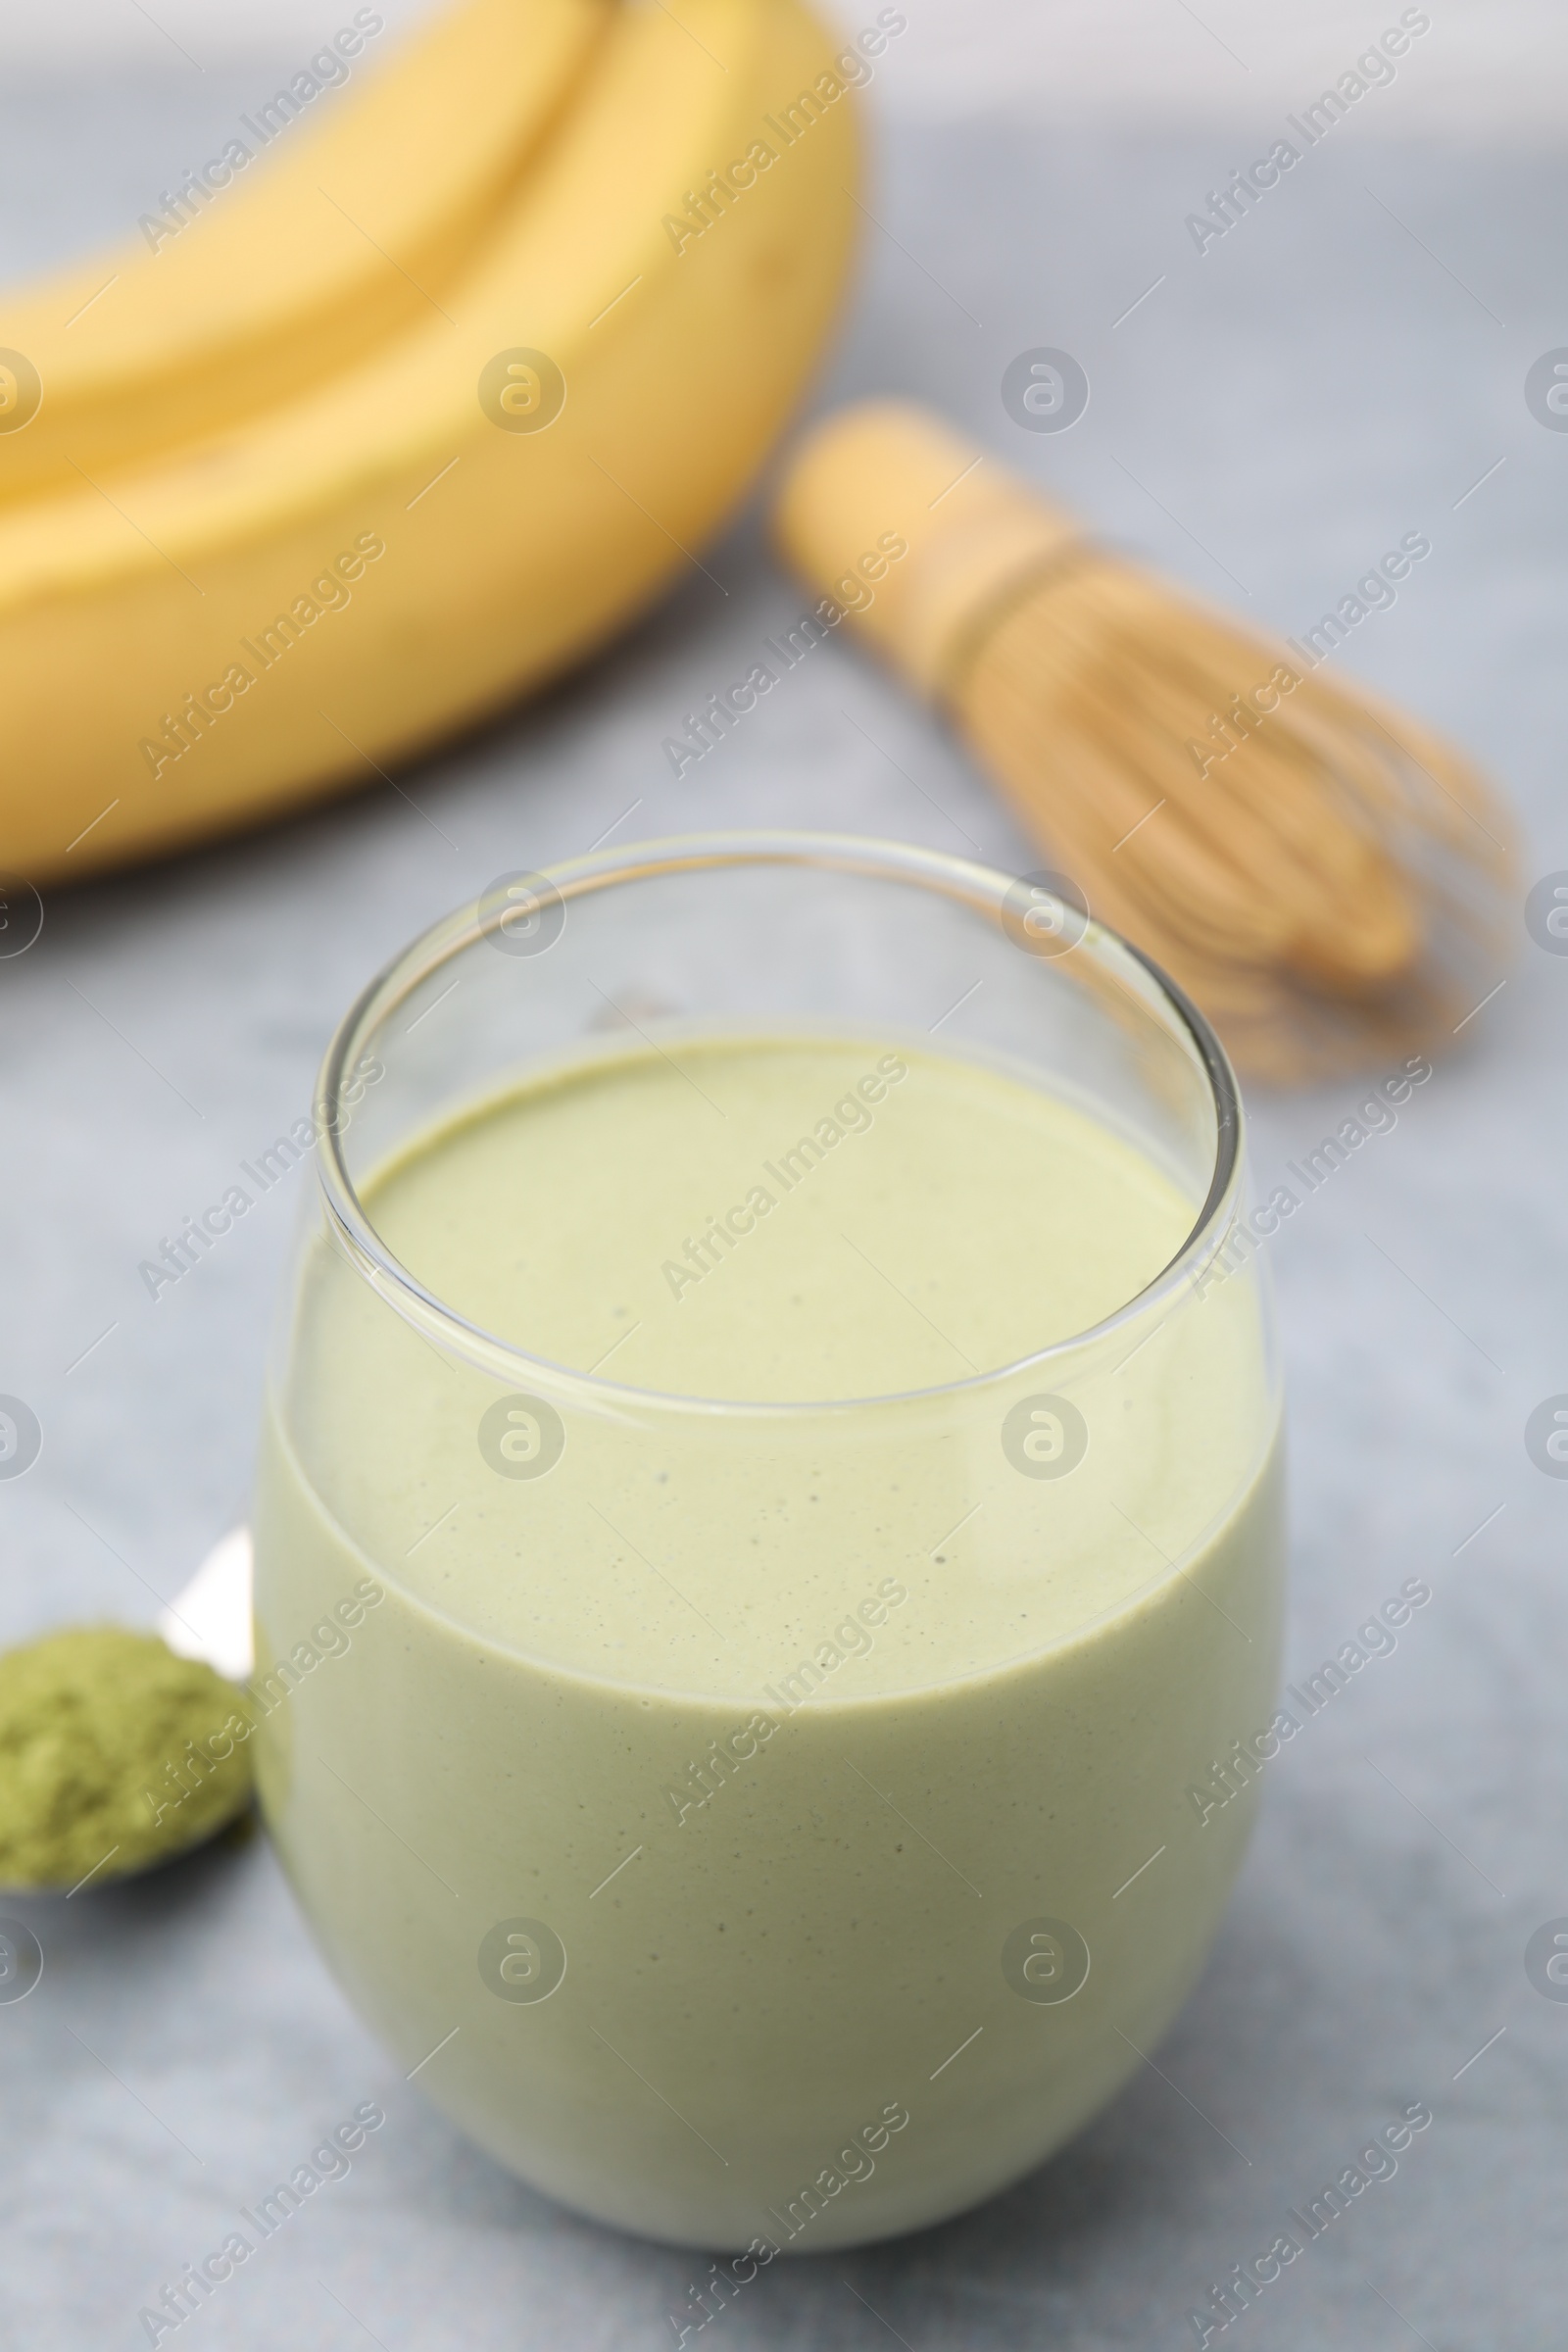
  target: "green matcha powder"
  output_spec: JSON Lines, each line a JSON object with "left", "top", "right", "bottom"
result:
{"left": 0, "top": 1627, "right": 253, "bottom": 1888}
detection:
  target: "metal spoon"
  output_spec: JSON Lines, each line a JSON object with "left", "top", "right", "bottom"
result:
{"left": 157, "top": 1523, "right": 254, "bottom": 1681}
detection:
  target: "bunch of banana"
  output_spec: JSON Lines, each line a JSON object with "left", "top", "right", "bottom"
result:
{"left": 0, "top": 0, "right": 861, "bottom": 881}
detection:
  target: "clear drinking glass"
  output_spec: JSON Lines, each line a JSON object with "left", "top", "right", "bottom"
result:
{"left": 252, "top": 832, "right": 1284, "bottom": 2253}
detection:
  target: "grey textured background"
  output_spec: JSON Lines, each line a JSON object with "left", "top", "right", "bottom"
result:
{"left": 2, "top": 33, "right": 1566, "bottom": 2352}
{"left": 7, "top": 0, "right": 1566, "bottom": 132}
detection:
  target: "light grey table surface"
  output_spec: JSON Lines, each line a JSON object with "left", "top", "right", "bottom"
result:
{"left": 1, "top": 60, "right": 1565, "bottom": 2352}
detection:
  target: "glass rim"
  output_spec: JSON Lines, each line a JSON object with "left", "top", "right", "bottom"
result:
{"left": 312, "top": 829, "right": 1244, "bottom": 1418}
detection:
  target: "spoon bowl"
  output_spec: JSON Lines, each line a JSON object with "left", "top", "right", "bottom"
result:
{"left": 0, "top": 1529, "right": 255, "bottom": 1896}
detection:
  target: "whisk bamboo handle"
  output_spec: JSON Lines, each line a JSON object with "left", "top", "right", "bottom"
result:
{"left": 772, "top": 401, "right": 1081, "bottom": 702}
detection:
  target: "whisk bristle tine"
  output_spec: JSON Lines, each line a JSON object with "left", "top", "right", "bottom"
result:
{"left": 956, "top": 549, "right": 1515, "bottom": 1082}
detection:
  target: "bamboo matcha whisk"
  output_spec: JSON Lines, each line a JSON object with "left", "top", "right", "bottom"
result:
{"left": 772, "top": 401, "right": 1515, "bottom": 1083}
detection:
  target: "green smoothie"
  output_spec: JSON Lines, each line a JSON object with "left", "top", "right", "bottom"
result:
{"left": 254, "top": 1033, "right": 1282, "bottom": 2248}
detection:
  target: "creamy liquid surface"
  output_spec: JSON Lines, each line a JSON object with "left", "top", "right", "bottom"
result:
{"left": 362, "top": 1035, "right": 1192, "bottom": 1402}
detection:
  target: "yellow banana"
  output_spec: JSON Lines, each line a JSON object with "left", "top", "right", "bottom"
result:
{"left": 0, "top": 0, "right": 612, "bottom": 498}
{"left": 0, "top": 0, "right": 860, "bottom": 881}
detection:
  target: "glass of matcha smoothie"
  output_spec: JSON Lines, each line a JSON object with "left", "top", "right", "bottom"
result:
{"left": 253, "top": 832, "right": 1283, "bottom": 2252}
